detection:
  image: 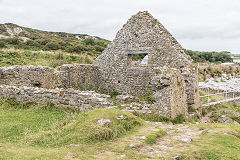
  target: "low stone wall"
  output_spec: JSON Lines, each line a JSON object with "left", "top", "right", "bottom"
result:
{"left": 57, "top": 64, "right": 102, "bottom": 89}
{"left": 0, "top": 64, "right": 102, "bottom": 89}
{"left": 0, "top": 85, "right": 113, "bottom": 110}
{"left": 0, "top": 65, "right": 61, "bottom": 89}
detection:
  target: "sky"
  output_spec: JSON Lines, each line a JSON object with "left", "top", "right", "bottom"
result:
{"left": 0, "top": 0, "right": 240, "bottom": 53}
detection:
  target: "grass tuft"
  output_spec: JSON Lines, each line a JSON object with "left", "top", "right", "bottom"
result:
{"left": 145, "top": 130, "right": 167, "bottom": 144}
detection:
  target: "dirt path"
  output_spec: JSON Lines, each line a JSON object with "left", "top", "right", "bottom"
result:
{"left": 94, "top": 122, "right": 203, "bottom": 159}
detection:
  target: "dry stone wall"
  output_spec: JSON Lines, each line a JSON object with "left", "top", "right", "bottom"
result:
{"left": 0, "top": 65, "right": 61, "bottom": 89}
{"left": 0, "top": 64, "right": 102, "bottom": 89}
{"left": 0, "top": 85, "right": 113, "bottom": 110}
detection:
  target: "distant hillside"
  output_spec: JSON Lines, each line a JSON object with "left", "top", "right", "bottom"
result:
{"left": 185, "top": 49, "right": 233, "bottom": 63}
{"left": 0, "top": 23, "right": 110, "bottom": 55}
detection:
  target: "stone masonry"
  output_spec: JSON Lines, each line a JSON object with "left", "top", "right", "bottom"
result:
{"left": 0, "top": 85, "right": 113, "bottom": 110}
{"left": 94, "top": 11, "right": 200, "bottom": 112}
{"left": 0, "top": 11, "right": 200, "bottom": 118}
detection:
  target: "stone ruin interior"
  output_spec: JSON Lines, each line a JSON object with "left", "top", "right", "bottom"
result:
{"left": 0, "top": 11, "right": 200, "bottom": 118}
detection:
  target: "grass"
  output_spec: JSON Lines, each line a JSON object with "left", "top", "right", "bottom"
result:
{"left": 0, "top": 49, "right": 94, "bottom": 68}
{"left": 145, "top": 130, "right": 167, "bottom": 144}
{"left": 133, "top": 112, "right": 186, "bottom": 124}
{"left": 137, "top": 92, "right": 155, "bottom": 104}
{"left": 0, "top": 98, "right": 144, "bottom": 159}
{"left": 202, "top": 102, "right": 240, "bottom": 123}
{"left": 200, "top": 90, "right": 224, "bottom": 104}
{"left": 180, "top": 123, "right": 240, "bottom": 160}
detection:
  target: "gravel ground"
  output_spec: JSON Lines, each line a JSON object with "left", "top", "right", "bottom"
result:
{"left": 199, "top": 78, "right": 240, "bottom": 92}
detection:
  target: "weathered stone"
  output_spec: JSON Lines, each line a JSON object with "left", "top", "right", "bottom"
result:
{"left": 199, "top": 116, "right": 212, "bottom": 123}
{"left": 217, "top": 115, "right": 233, "bottom": 123}
{"left": 0, "top": 85, "right": 113, "bottom": 110}
{"left": 93, "top": 11, "right": 199, "bottom": 117}
{"left": 97, "top": 119, "right": 112, "bottom": 127}
{"left": 116, "top": 95, "right": 139, "bottom": 103}
{"left": 173, "top": 156, "right": 181, "bottom": 160}
{"left": 117, "top": 115, "right": 127, "bottom": 120}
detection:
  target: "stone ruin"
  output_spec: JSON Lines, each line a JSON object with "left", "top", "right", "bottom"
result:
{"left": 0, "top": 11, "right": 200, "bottom": 118}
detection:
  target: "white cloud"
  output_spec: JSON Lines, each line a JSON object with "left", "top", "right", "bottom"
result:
{"left": 0, "top": 0, "right": 240, "bottom": 53}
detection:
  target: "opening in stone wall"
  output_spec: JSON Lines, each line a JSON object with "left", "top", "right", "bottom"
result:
{"left": 32, "top": 82, "right": 42, "bottom": 88}
{"left": 128, "top": 53, "right": 148, "bottom": 66}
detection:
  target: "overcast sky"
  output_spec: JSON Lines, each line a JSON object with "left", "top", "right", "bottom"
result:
{"left": 0, "top": 0, "right": 240, "bottom": 53}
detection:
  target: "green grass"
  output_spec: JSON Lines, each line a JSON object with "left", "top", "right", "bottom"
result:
{"left": 133, "top": 112, "right": 186, "bottom": 124}
{"left": 145, "top": 130, "right": 167, "bottom": 144}
{"left": 180, "top": 123, "right": 240, "bottom": 160}
{"left": 137, "top": 92, "right": 155, "bottom": 104}
{"left": 0, "top": 98, "right": 144, "bottom": 159}
{"left": 202, "top": 102, "right": 240, "bottom": 123}
{"left": 200, "top": 90, "right": 224, "bottom": 104}
{"left": 0, "top": 49, "right": 94, "bottom": 68}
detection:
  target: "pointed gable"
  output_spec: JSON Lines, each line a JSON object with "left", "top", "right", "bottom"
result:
{"left": 94, "top": 11, "right": 192, "bottom": 69}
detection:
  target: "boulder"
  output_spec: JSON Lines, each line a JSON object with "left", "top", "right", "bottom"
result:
{"left": 97, "top": 118, "right": 112, "bottom": 127}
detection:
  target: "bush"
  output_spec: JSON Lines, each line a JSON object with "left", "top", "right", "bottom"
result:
{"left": 6, "top": 38, "right": 21, "bottom": 45}
{"left": 82, "top": 38, "right": 95, "bottom": 45}
{"left": 171, "top": 114, "right": 186, "bottom": 124}
{"left": 0, "top": 40, "right": 6, "bottom": 48}
{"left": 44, "top": 42, "right": 60, "bottom": 50}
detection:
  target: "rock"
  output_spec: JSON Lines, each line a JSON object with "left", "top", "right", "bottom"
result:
{"left": 119, "top": 154, "right": 126, "bottom": 158}
{"left": 117, "top": 115, "right": 127, "bottom": 120}
{"left": 147, "top": 152, "right": 154, "bottom": 157}
{"left": 139, "top": 136, "right": 146, "bottom": 140}
{"left": 172, "top": 136, "right": 192, "bottom": 143}
{"left": 199, "top": 116, "right": 212, "bottom": 123}
{"left": 217, "top": 115, "right": 233, "bottom": 123}
{"left": 97, "top": 119, "right": 112, "bottom": 127}
{"left": 180, "top": 137, "right": 192, "bottom": 143}
{"left": 233, "top": 121, "right": 240, "bottom": 126}
{"left": 130, "top": 143, "right": 136, "bottom": 148}
{"left": 173, "top": 156, "right": 181, "bottom": 160}
{"left": 116, "top": 94, "right": 139, "bottom": 103}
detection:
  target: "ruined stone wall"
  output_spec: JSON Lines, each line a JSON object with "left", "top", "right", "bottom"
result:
{"left": 151, "top": 67, "right": 188, "bottom": 118}
{"left": 56, "top": 64, "right": 102, "bottom": 89}
{"left": 0, "top": 85, "right": 113, "bottom": 110}
{"left": 181, "top": 66, "right": 200, "bottom": 109}
{"left": 0, "top": 65, "right": 61, "bottom": 89}
{"left": 0, "top": 64, "right": 102, "bottom": 89}
{"left": 94, "top": 11, "right": 200, "bottom": 109}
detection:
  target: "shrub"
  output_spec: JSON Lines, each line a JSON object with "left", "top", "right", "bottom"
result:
{"left": 171, "top": 114, "right": 186, "bottom": 124}
{"left": 44, "top": 42, "right": 60, "bottom": 50}
{"left": 82, "top": 38, "right": 95, "bottom": 45}
{"left": 0, "top": 40, "right": 6, "bottom": 48}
